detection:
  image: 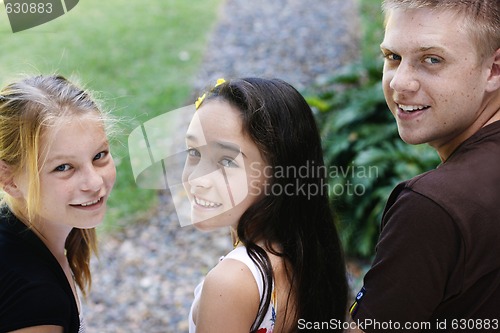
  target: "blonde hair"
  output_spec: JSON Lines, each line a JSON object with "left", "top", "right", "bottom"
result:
{"left": 0, "top": 74, "right": 111, "bottom": 296}
{"left": 382, "top": 0, "right": 500, "bottom": 59}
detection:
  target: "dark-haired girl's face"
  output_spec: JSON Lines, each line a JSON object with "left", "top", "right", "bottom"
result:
{"left": 182, "top": 100, "right": 268, "bottom": 232}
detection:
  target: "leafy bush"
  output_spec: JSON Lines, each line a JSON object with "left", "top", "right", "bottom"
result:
{"left": 307, "top": 59, "right": 440, "bottom": 259}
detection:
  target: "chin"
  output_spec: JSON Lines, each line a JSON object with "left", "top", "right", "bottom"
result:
{"left": 76, "top": 221, "right": 103, "bottom": 229}
{"left": 191, "top": 212, "right": 229, "bottom": 231}
{"left": 76, "top": 213, "right": 106, "bottom": 229}
{"left": 400, "top": 137, "right": 424, "bottom": 145}
{"left": 192, "top": 221, "right": 217, "bottom": 232}
{"left": 398, "top": 131, "right": 427, "bottom": 145}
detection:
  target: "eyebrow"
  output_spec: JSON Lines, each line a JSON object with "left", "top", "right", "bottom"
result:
{"left": 380, "top": 44, "right": 446, "bottom": 54}
{"left": 45, "top": 141, "right": 109, "bottom": 165}
{"left": 186, "top": 135, "right": 246, "bottom": 158}
{"left": 46, "top": 154, "right": 77, "bottom": 165}
{"left": 418, "top": 46, "right": 446, "bottom": 53}
{"left": 214, "top": 141, "right": 244, "bottom": 157}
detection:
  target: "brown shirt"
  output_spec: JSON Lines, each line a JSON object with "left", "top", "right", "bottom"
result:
{"left": 351, "top": 121, "right": 500, "bottom": 332}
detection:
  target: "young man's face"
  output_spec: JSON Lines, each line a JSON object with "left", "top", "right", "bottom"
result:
{"left": 381, "top": 8, "right": 496, "bottom": 160}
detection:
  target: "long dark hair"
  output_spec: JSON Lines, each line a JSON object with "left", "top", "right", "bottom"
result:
{"left": 202, "top": 78, "right": 348, "bottom": 331}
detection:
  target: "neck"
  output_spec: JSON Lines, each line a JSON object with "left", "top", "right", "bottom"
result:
{"left": 434, "top": 92, "right": 500, "bottom": 161}
{"left": 29, "top": 218, "right": 73, "bottom": 265}
{"left": 483, "top": 92, "right": 500, "bottom": 126}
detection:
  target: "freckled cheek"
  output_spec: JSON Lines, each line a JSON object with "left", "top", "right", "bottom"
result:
{"left": 44, "top": 181, "right": 75, "bottom": 204}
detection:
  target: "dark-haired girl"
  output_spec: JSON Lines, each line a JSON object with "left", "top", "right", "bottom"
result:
{"left": 185, "top": 78, "right": 347, "bottom": 332}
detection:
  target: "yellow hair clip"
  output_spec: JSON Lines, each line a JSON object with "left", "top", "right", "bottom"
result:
{"left": 195, "top": 78, "right": 226, "bottom": 110}
{"left": 194, "top": 93, "right": 206, "bottom": 110}
{"left": 214, "top": 78, "right": 226, "bottom": 87}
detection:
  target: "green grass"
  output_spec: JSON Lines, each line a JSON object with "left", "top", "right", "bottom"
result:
{"left": 0, "top": 0, "right": 223, "bottom": 231}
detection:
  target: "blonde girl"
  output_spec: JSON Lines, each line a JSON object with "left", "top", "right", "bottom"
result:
{"left": 0, "top": 75, "right": 116, "bottom": 333}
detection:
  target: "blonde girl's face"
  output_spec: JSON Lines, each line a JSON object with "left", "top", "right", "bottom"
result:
{"left": 15, "top": 113, "right": 116, "bottom": 230}
{"left": 182, "top": 100, "right": 268, "bottom": 231}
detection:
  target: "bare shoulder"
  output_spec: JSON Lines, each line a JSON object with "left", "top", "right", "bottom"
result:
{"left": 202, "top": 257, "right": 260, "bottom": 305}
{"left": 195, "top": 258, "right": 260, "bottom": 332}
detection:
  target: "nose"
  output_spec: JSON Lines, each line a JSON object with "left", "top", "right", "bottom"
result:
{"left": 388, "top": 62, "right": 420, "bottom": 93}
{"left": 81, "top": 165, "right": 104, "bottom": 192}
{"left": 186, "top": 160, "right": 216, "bottom": 189}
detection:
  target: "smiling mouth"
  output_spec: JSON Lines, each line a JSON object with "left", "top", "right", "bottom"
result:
{"left": 71, "top": 197, "right": 102, "bottom": 207}
{"left": 194, "top": 196, "right": 222, "bottom": 208}
{"left": 398, "top": 104, "right": 430, "bottom": 112}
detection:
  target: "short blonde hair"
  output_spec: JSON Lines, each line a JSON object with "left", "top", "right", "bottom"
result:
{"left": 382, "top": 0, "right": 500, "bottom": 59}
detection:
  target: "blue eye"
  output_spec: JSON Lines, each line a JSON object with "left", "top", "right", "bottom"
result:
{"left": 384, "top": 53, "right": 401, "bottom": 61}
{"left": 424, "top": 57, "right": 441, "bottom": 64}
{"left": 187, "top": 148, "right": 201, "bottom": 158}
{"left": 94, "top": 151, "right": 107, "bottom": 161}
{"left": 54, "top": 164, "right": 71, "bottom": 172}
{"left": 220, "top": 158, "right": 238, "bottom": 168}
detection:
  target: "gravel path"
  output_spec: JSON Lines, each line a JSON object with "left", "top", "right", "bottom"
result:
{"left": 83, "top": 1, "right": 361, "bottom": 332}
{"left": 191, "top": 0, "right": 360, "bottom": 92}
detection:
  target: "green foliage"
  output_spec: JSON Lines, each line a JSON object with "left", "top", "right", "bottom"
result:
{"left": 308, "top": 59, "right": 441, "bottom": 259}
{"left": 358, "top": 0, "right": 386, "bottom": 62}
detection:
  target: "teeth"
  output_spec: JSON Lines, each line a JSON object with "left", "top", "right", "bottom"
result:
{"left": 194, "top": 196, "right": 221, "bottom": 208}
{"left": 81, "top": 198, "right": 101, "bottom": 207}
{"left": 399, "top": 104, "right": 429, "bottom": 112}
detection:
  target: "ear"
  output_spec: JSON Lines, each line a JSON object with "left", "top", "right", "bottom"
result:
{"left": 485, "top": 48, "right": 500, "bottom": 92}
{"left": 0, "top": 160, "right": 23, "bottom": 198}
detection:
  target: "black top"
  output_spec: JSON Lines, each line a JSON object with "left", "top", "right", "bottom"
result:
{"left": 351, "top": 121, "right": 500, "bottom": 332}
{"left": 0, "top": 208, "right": 80, "bottom": 333}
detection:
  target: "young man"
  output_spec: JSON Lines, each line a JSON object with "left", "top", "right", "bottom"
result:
{"left": 350, "top": 0, "right": 500, "bottom": 332}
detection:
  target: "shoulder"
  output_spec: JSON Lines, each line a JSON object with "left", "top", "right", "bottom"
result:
{"left": 0, "top": 236, "right": 74, "bottom": 331}
{"left": 383, "top": 185, "right": 455, "bottom": 230}
{"left": 0, "top": 277, "right": 71, "bottom": 332}
{"left": 406, "top": 125, "right": 500, "bottom": 198}
{"left": 394, "top": 145, "right": 500, "bottom": 225}
{"left": 0, "top": 230, "right": 60, "bottom": 284}
{"left": 222, "top": 247, "right": 262, "bottom": 281}
{"left": 0, "top": 213, "right": 50, "bottom": 268}
{"left": 194, "top": 252, "right": 260, "bottom": 331}
{"left": 203, "top": 256, "right": 260, "bottom": 304}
